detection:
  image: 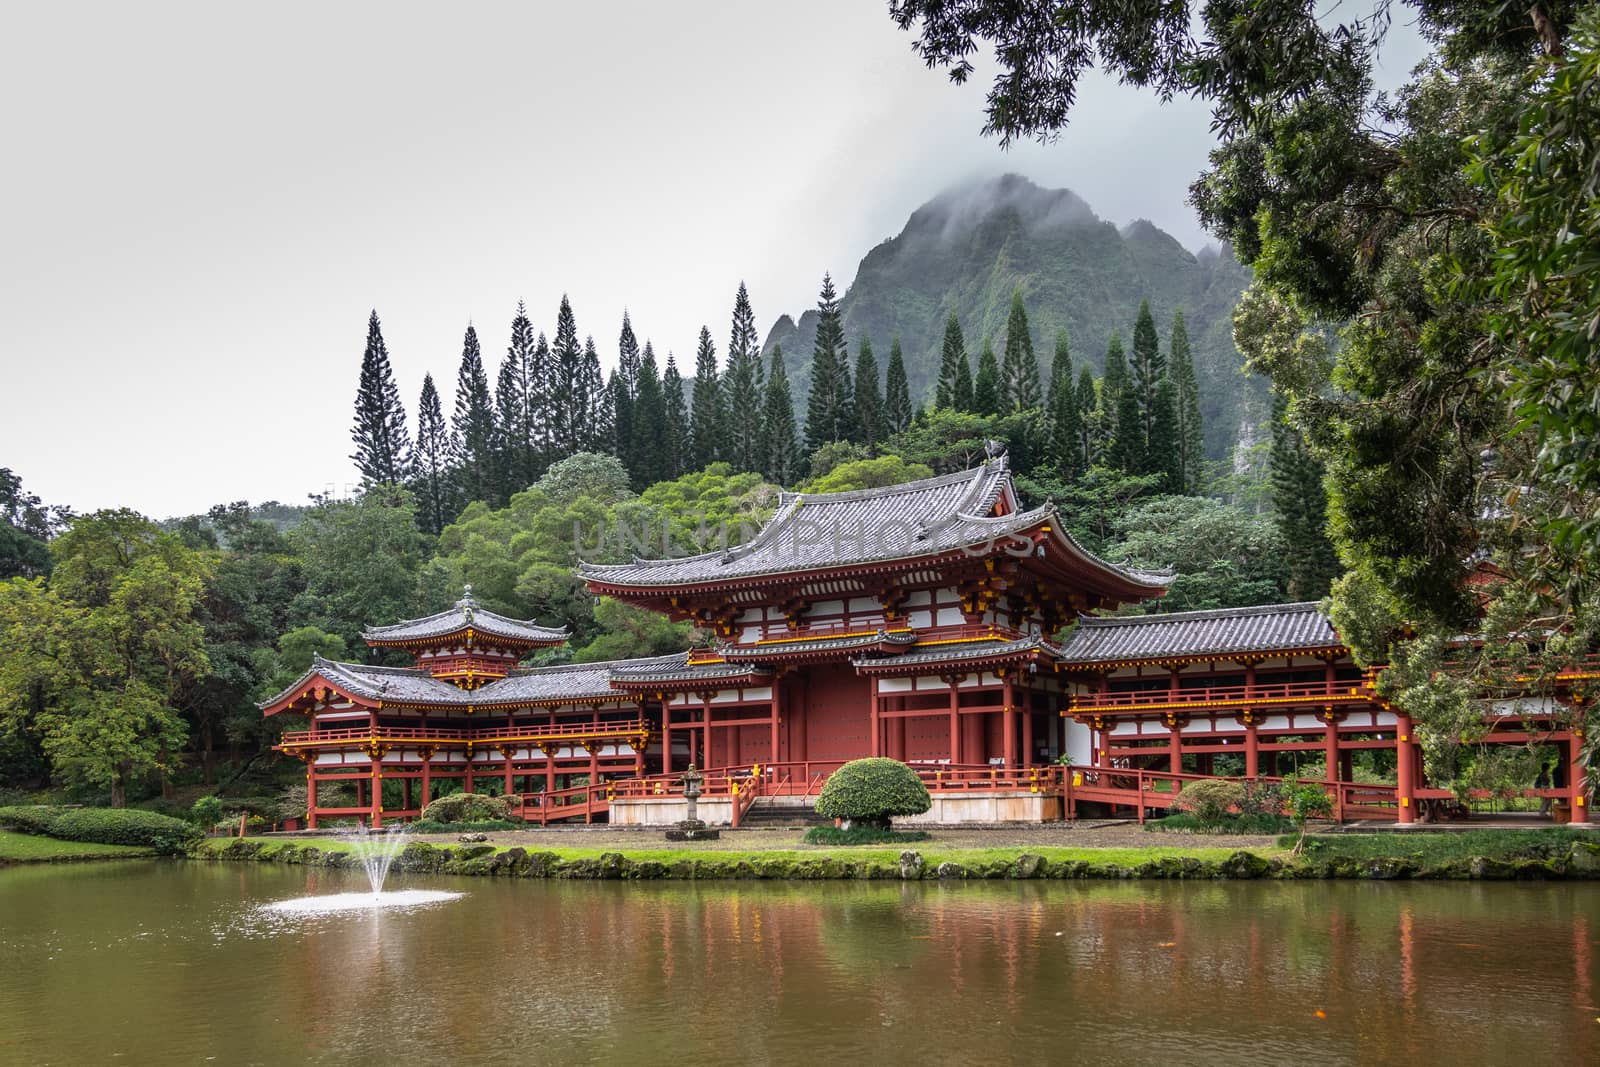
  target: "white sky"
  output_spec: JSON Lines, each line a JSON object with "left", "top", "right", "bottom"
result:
{"left": 0, "top": 2, "right": 1429, "bottom": 518}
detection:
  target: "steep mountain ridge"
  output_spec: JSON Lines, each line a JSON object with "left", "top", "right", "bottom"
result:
{"left": 763, "top": 174, "right": 1261, "bottom": 458}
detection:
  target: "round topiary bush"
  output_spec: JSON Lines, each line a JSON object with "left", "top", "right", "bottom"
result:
{"left": 814, "top": 758, "right": 932, "bottom": 829}
{"left": 420, "top": 792, "right": 511, "bottom": 825}
{"left": 1174, "top": 779, "right": 1247, "bottom": 824}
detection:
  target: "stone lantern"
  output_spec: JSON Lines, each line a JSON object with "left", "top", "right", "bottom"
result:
{"left": 666, "top": 763, "right": 719, "bottom": 841}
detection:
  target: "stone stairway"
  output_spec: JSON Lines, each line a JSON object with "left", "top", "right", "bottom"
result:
{"left": 738, "top": 798, "right": 830, "bottom": 829}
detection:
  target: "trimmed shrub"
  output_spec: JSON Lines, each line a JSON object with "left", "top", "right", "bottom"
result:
{"left": 0, "top": 805, "right": 67, "bottom": 836}
{"left": 420, "top": 792, "right": 512, "bottom": 824}
{"left": 814, "top": 758, "right": 932, "bottom": 828}
{"left": 1173, "top": 780, "right": 1247, "bottom": 824}
{"left": 404, "top": 818, "right": 523, "bottom": 835}
{"left": 46, "top": 808, "right": 201, "bottom": 854}
{"left": 802, "top": 824, "right": 931, "bottom": 846}
{"left": 1146, "top": 812, "right": 1293, "bottom": 834}
{"left": 190, "top": 795, "right": 224, "bottom": 828}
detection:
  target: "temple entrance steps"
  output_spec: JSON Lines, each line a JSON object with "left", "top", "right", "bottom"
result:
{"left": 737, "top": 796, "right": 830, "bottom": 829}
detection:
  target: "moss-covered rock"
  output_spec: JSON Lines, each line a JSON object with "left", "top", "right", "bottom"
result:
{"left": 1219, "top": 850, "right": 1270, "bottom": 879}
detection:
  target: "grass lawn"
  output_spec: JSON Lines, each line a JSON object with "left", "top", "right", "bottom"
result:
{"left": 0, "top": 830, "right": 156, "bottom": 863}
{"left": 1295, "top": 828, "right": 1600, "bottom": 865}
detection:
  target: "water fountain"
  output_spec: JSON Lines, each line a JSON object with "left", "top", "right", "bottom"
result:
{"left": 264, "top": 820, "right": 462, "bottom": 914}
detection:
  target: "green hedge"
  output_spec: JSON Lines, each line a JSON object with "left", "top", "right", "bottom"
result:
{"left": 0, "top": 805, "right": 200, "bottom": 854}
{"left": 0, "top": 805, "right": 68, "bottom": 836}
{"left": 803, "top": 825, "right": 931, "bottom": 846}
{"left": 404, "top": 818, "right": 523, "bottom": 834}
{"left": 815, "top": 758, "right": 932, "bottom": 827}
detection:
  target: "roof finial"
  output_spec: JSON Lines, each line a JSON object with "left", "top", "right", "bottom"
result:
{"left": 984, "top": 440, "right": 1005, "bottom": 460}
{"left": 461, "top": 583, "right": 475, "bottom": 603}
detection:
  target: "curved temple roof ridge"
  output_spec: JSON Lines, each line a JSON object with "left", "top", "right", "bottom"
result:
{"left": 361, "top": 586, "right": 569, "bottom": 645}
{"left": 578, "top": 456, "right": 1168, "bottom": 592}
{"left": 1056, "top": 601, "right": 1341, "bottom": 665}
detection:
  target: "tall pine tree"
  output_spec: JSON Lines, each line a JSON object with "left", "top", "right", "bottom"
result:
{"left": 972, "top": 339, "right": 1002, "bottom": 416}
{"left": 614, "top": 313, "right": 640, "bottom": 479}
{"left": 581, "top": 335, "right": 606, "bottom": 450}
{"left": 1129, "top": 299, "right": 1165, "bottom": 463}
{"left": 761, "top": 345, "right": 799, "bottom": 486}
{"left": 1076, "top": 365, "right": 1098, "bottom": 468}
{"left": 804, "top": 274, "right": 854, "bottom": 452}
{"left": 1048, "top": 331, "right": 1083, "bottom": 477}
{"left": 548, "top": 296, "right": 583, "bottom": 455}
{"left": 724, "top": 283, "right": 765, "bottom": 473}
{"left": 350, "top": 310, "right": 412, "bottom": 486}
{"left": 935, "top": 313, "right": 972, "bottom": 411}
{"left": 854, "top": 336, "right": 884, "bottom": 454}
{"left": 1148, "top": 378, "right": 1183, "bottom": 492}
{"left": 499, "top": 302, "right": 540, "bottom": 493}
{"left": 631, "top": 341, "right": 667, "bottom": 489}
{"left": 689, "top": 326, "right": 725, "bottom": 469}
{"left": 410, "top": 373, "right": 452, "bottom": 534}
{"left": 528, "top": 331, "right": 552, "bottom": 465}
{"left": 1169, "top": 309, "right": 1205, "bottom": 494}
{"left": 1270, "top": 396, "right": 1341, "bottom": 599}
{"left": 662, "top": 353, "right": 689, "bottom": 479}
{"left": 1000, "top": 290, "right": 1043, "bottom": 411}
{"left": 883, "top": 337, "right": 913, "bottom": 435}
{"left": 1102, "top": 332, "right": 1144, "bottom": 474}
{"left": 450, "top": 324, "right": 497, "bottom": 504}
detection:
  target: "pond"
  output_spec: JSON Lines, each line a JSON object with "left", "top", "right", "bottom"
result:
{"left": 0, "top": 861, "right": 1594, "bottom": 1064}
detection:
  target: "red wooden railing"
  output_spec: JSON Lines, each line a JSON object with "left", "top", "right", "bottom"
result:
{"left": 508, "top": 782, "right": 611, "bottom": 825}
{"left": 279, "top": 718, "right": 650, "bottom": 747}
{"left": 1070, "top": 679, "right": 1375, "bottom": 713}
{"left": 1063, "top": 764, "right": 1400, "bottom": 823}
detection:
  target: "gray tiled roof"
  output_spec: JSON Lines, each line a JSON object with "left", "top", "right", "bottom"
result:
{"left": 578, "top": 457, "right": 1167, "bottom": 591}
{"left": 259, "top": 654, "right": 665, "bottom": 710}
{"left": 853, "top": 635, "right": 1054, "bottom": 670}
{"left": 720, "top": 629, "right": 918, "bottom": 659}
{"left": 608, "top": 653, "right": 774, "bottom": 685}
{"left": 362, "top": 589, "right": 568, "bottom": 645}
{"left": 1055, "top": 603, "right": 1340, "bottom": 665}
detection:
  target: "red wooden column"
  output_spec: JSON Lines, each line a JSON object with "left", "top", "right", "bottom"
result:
{"left": 769, "top": 688, "right": 781, "bottom": 765}
{"left": 1167, "top": 714, "right": 1182, "bottom": 774}
{"left": 1395, "top": 712, "right": 1415, "bottom": 824}
{"left": 542, "top": 744, "right": 555, "bottom": 796}
{"left": 503, "top": 749, "right": 514, "bottom": 797}
{"left": 702, "top": 695, "right": 712, "bottom": 770}
{"left": 870, "top": 679, "right": 883, "bottom": 757}
{"left": 1021, "top": 689, "right": 1034, "bottom": 768}
{"left": 369, "top": 758, "right": 383, "bottom": 828}
{"left": 1002, "top": 676, "right": 1016, "bottom": 767}
{"left": 1324, "top": 712, "right": 1339, "bottom": 783}
{"left": 662, "top": 699, "right": 673, "bottom": 775}
{"left": 306, "top": 767, "right": 319, "bottom": 829}
{"left": 1570, "top": 729, "right": 1590, "bottom": 825}
{"left": 947, "top": 676, "right": 961, "bottom": 764}
{"left": 1244, "top": 715, "right": 1259, "bottom": 778}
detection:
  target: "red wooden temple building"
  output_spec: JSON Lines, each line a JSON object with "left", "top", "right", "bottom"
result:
{"left": 261, "top": 457, "right": 1592, "bottom": 827}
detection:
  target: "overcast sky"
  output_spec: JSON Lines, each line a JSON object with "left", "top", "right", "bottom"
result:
{"left": 0, "top": 2, "right": 1429, "bottom": 519}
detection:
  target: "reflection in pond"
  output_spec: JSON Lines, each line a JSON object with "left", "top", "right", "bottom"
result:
{"left": 0, "top": 862, "right": 1594, "bottom": 1065}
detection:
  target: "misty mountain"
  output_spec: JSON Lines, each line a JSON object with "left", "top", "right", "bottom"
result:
{"left": 762, "top": 174, "right": 1261, "bottom": 459}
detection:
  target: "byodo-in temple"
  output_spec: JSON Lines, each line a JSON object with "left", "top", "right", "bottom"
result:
{"left": 260, "top": 457, "right": 1594, "bottom": 828}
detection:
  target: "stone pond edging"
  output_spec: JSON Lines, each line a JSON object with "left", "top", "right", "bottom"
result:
{"left": 191, "top": 838, "right": 1600, "bottom": 881}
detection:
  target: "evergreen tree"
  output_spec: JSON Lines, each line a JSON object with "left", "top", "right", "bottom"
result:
{"left": 410, "top": 373, "right": 452, "bottom": 534}
{"left": 1148, "top": 378, "right": 1183, "bottom": 492}
{"left": 1075, "top": 365, "right": 1098, "bottom": 467}
{"left": 1047, "top": 331, "right": 1083, "bottom": 477}
{"left": 1270, "top": 396, "right": 1341, "bottom": 599}
{"left": 1101, "top": 332, "right": 1144, "bottom": 474}
{"left": 548, "top": 295, "right": 583, "bottom": 454}
{"left": 631, "top": 341, "right": 667, "bottom": 489}
{"left": 603, "top": 371, "right": 624, "bottom": 456}
{"left": 528, "top": 331, "right": 552, "bottom": 464}
{"left": 614, "top": 313, "right": 640, "bottom": 480}
{"left": 349, "top": 310, "right": 412, "bottom": 485}
{"left": 804, "top": 274, "right": 855, "bottom": 451}
{"left": 761, "top": 345, "right": 800, "bottom": 486}
{"left": 883, "top": 337, "right": 913, "bottom": 435}
{"left": 662, "top": 354, "right": 689, "bottom": 479}
{"left": 689, "top": 326, "right": 725, "bottom": 469}
{"left": 499, "top": 302, "right": 540, "bottom": 493}
{"left": 1169, "top": 309, "right": 1205, "bottom": 494}
{"left": 724, "top": 282, "right": 765, "bottom": 473}
{"left": 853, "top": 336, "right": 885, "bottom": 454}
{"left": 1129, "top": 299, "right": 1165, "bottom": 461}
{"left": 493, "top": 332, "right": 524, "bottom": 505}
{"left": 581, "top": 335, "right": 606, "bottom": 450}
{"left": 450, "top": 324, "right": 497, "bottom": 504}
{"left": 1000, "top": 290, "right": 1043, "bottom": 411}
{"left": 935, "top": 313, "right": 972, "bottom": 411}
{"left": 972, "top": 339, "right": 1002, "bottom": 416}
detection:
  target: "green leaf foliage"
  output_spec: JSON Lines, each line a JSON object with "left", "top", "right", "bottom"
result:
{"left": 814, "top": 758, "right": 932, "bottom": 827}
